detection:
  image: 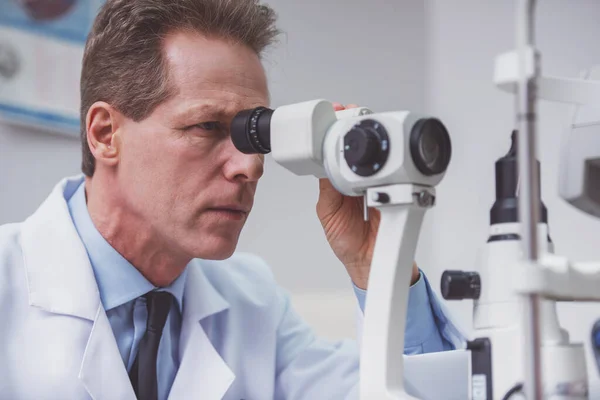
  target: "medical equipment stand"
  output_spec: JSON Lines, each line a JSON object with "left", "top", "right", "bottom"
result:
{"left": 359, "top": 184, "right": 435, "bottom": 400}
{"left": 494, "top": 0, "right": 600, "bottom": 398}
{"left": 514, "top": 1, "right": 545, "bottom": 398}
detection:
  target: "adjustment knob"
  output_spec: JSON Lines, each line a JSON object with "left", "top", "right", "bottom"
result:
{"left": 344, "top": 119, "right": 390, "bottom": 177}
{"left": 344, "top": 127, "right": 378, "bottom": 165}
{"left": 441, "top": 270, "right": 481, "bottom": 300}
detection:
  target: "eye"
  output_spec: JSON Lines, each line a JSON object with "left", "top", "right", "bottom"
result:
{"left": 193, "top": 121, "right": 221, "bottom": 131}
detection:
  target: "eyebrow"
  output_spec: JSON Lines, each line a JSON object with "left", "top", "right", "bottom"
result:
{"left": 174, "top": 102, "right": 233, "bottom": 122}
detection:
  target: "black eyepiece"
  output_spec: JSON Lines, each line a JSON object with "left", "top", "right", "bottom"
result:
{"left": 231, "top": 107, "right": 274, "bottom": 154}
{"left": 409, "top": 118, "right": 452, "bottom": 176}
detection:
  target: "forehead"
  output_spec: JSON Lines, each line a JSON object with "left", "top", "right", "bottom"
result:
{"left": 163, "top": 31, "right": 270, "bottom": 115}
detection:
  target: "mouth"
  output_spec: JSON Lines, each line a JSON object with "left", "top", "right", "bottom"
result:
{"left": 205, "top": 206, "right": 249, "bottom": 221}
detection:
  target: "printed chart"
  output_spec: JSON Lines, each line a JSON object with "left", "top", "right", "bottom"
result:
{"left": 0, "top": 0, "right": 104, "bottom": 137}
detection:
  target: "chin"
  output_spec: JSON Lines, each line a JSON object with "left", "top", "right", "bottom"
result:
{"left": 188, "top": 236, "right": 238, "bottom": 261}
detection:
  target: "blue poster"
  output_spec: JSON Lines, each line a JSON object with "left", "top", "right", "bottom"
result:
{"left": 0, "top": 0, "right": 105, "bottom": 136}
{"left": 0, "top": 0, "right": 103, "bottom": 44}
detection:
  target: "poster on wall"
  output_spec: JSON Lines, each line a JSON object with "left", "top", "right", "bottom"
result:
{"left": 0, "top": 0, "right": 104, "bottom": 138}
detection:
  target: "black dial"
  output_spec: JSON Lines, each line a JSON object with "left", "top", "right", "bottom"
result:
{"left": 344, "top": 119, "right": 389, "bottom": 177}
{"left": 441, "top": 270, "right": 481, "bottom": 300}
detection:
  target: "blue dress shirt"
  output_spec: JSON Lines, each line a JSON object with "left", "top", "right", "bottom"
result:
{"left": 353, "top": 273, "right": 457, "bottom": 353}
{"left": 67, "top": 180, "right": 458, "bottom": 399}
{"left": 67, "top": 182, "right": 188, "bottom": 400}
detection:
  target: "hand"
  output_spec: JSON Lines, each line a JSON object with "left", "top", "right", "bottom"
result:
{"left": 317, "top": 103, "right": 420, "bottom": 290}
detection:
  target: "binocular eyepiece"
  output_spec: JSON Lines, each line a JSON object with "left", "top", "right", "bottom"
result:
{"left": 231, "top": 107, "right": 275, "bottom": 155}
{"left": 230, "top": 104, "right": 452, "bottom": 179}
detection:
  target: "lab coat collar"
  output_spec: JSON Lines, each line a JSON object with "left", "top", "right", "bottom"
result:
{"left": 21, "top": 175, "right": 137, "bottom": 399}
{"left": 168, "top": 261, "right": 235, "bottom": 399}
{"left": 182, "top": 260, "right": 230, "bottom": 322}
{"left": 21, "top": 174, "right": 100, "bottom": 321}
{"left": 79, "top": 305, "right": 138, "bottom": 399}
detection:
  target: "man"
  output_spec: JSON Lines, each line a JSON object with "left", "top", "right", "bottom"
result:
{"left": 0, "top": 0, "right": 463, "bottom": 399}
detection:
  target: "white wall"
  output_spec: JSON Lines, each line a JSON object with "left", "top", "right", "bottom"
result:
{"left": 0, "top": 124, "right": 80, "bottom": 223}
{"left": 425, "top": 0, "right": 600, "bottom": 392}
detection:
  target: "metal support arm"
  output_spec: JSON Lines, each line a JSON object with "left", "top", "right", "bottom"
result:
{"left": 359, "top": 184, "right": 434, "bottom": 400}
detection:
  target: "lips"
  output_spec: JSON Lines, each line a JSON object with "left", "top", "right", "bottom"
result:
{"left": 203, "top": 207, "right": 248, "bottom": 222}
{"left": 204, "top": 203, "right": 252, "bottom": 221}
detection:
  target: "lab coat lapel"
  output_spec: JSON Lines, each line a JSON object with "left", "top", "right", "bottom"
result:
{"left": 21, "top": 176, "right": 100, "bottom": 321}
{"left": 168, "top": 263, "right": 234, "bottom": 400}
{"left": 21, "top": 176, "right": 136, "bottom": 400}
{"left": 79, "top": 306, "right": 137, "bottom": 400}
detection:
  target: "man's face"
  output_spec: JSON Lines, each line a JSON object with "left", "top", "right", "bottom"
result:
{"left": 117, "top": 32, "right": 269, "bottom": 260}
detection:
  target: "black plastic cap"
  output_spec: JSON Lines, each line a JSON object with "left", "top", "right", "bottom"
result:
{"left": 231, "top": 107, "right": 273, "bottom": 154}
{"left": 441, "top": 270, "right": 481, "bottom": 300}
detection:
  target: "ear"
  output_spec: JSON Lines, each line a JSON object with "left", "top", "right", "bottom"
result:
{"left": 85, "top": 101, "right": 122, "bottom": 169}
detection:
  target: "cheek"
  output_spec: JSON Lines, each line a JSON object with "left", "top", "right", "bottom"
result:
{"left": 121, "top": 126, "right": 162, "bottom": 169}
{"left": 121, "top": 125, "right": 190, "bottom": 179}
{"left": 118, "top": 126, "right": 184, "bottom": 211}
{"left": 119, "top": 126, "right": 231, "bottom": 205}
{"left": 176, "top": 136, "right": 231, "bottom": 174}
{"left": 172, "top": 139, "right": 237, "bottom": 199}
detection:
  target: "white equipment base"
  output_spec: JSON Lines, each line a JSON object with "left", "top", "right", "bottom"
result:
{"left": 404, "top": 350, "right": 471, "bottom": 399}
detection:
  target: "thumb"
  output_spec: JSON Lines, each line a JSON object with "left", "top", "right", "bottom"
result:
{"left": 318, "top": 178, "right": 340, "bottom": 199}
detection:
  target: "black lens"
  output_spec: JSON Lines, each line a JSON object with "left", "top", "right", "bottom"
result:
{"left": 343, "top": 119, "right": 390, "bottom": 177}
{"left": 231, "top": 107, "right": 274, "bottom": 154}
{"left": 410, "top": 118, "right": 451, "bottom": 176}
{"left": 419, "top": 131, "right": 441, "bottom": 169}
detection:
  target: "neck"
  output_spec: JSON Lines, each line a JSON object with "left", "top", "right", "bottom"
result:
{"left": 84, "top": 175, "right": 189, "bottom": 287}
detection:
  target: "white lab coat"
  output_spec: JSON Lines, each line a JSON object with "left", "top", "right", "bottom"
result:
{"left": 0, "top": 176, "right": 369, "bottom": 400}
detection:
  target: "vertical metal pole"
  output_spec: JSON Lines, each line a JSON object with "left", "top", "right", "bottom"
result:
{"left": 516, "top": 0, "right": 544, "bottom": 398}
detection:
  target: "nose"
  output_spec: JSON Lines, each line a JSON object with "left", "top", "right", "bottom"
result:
{"left": 223, "top": 140, "right": 264, "bottom": 183}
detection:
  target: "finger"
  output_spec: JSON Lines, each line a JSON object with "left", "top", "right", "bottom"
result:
{"left": 316, "top": 178, "right": 343, "bottom": 218}
{"left": 319, "top": 177, "right": 337, "bottom": 192}
{"left": 332, "top": 102, "right": 345, "bottom": 111}
{"left": 317, "top": 178, "right": 342, "bottom": 203}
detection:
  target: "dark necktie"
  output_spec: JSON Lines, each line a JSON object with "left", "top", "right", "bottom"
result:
{"left": 129, "top": 291, "right": 173, "bottom": 400}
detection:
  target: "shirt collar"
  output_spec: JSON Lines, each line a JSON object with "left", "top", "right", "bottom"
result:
{"left": 66, "top": 181, "right": 187, "bottom": 312}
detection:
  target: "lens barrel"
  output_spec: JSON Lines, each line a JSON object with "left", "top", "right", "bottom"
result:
{"left": 231, "top": 107, "right": 274, "bottom": 154}
{"left": 409, "top": 118, "right": 452, "bottom": 176}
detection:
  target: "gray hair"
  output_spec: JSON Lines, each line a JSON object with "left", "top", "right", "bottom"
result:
{"left": 80, "top": 0, "right": 280, "bottom": 176}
